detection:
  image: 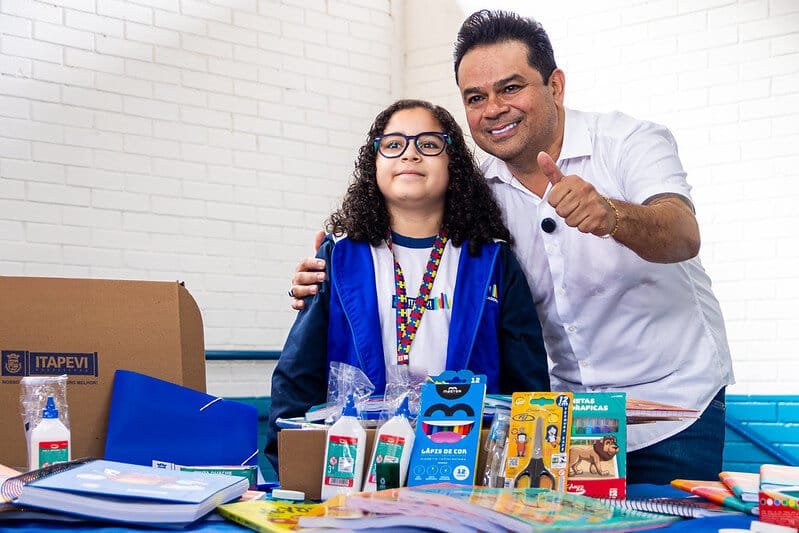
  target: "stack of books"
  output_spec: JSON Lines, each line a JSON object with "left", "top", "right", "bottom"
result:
{"left": 0, "top": 458, "right": 249, "bottom": 527}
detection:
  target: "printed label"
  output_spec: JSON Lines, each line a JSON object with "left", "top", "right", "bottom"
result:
{"left": 2, "top": 350, "right": 98, "bottom": 377}
{"left": 38, "top": 440, "right": 69, "bottom": 467}
{"left": 323, "top": 435, "right": 359, "bottom": 488}
{"left": 367, "top": 434, "right": 405, "bottom": 484}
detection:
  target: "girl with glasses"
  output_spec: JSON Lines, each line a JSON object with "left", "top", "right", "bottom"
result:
{"left": 265, "top": 99, "right": 550, "bottom": 472}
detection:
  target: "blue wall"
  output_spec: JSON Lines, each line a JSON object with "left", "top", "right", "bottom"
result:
{"left": 725, "top": 395, "right": 799, "bottom": 472}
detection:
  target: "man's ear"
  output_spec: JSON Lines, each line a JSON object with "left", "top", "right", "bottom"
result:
{"left": 548, "top": 68, "right": 566, "bottom": 106}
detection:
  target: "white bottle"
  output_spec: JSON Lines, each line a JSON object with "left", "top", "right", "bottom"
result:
{"left": 320, "top": 395, "right": 366, "bottom": 500}
{"left": 28, "top": 395, "right": 71, "bottom": 470}
{"left": 363, "top": 396, "right": 415, "bottom": 492}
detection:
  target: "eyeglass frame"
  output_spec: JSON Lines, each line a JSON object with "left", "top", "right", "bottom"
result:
{"left": 372, "top": 131, "right": 452, "bottom": 158}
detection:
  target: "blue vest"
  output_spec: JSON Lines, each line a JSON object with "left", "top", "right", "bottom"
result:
{"left": 326, "top": 238, "right": 503, "bottom": 394}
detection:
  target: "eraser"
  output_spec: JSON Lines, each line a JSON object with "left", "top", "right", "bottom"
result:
{"left": 271, "top": 489, "right": 305, "bottom": 501}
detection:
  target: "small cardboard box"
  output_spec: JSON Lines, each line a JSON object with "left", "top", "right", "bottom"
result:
{"left": 0, "top": 276, "right": 205, "bottom": 467}
{"left": 278, "top": 428, "right": 490, "bottom": 500}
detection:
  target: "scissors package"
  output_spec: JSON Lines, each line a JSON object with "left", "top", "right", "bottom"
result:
{"left": 566, "top": 392, "right": 627, "bottom": 499}
{"left": 407, "top": 370, "right": 486, "bottom": 487}
{"left": 504, "top": 392, "right": 573, "bottom": 492}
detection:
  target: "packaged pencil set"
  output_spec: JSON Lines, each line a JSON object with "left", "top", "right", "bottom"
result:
{"left": 566, "top": 392, "right": 627, "bottom": 499}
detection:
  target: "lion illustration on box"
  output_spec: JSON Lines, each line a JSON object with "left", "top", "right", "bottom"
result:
{"left": 568, "top": 435, "right": 620, "bottom": 476}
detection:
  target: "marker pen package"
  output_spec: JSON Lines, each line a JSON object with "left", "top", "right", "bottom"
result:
{"left": 566, "top": 392, "right": 627, "bottom": 499}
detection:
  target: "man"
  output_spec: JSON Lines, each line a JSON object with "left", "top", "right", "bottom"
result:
{"left": 289, "top": 10, "right": 733, "bottom": 484}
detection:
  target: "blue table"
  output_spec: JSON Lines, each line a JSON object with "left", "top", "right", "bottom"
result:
{"left": 0, "top": 485, "right": 756, "bottom": 532}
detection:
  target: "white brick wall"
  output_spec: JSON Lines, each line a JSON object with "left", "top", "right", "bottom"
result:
{"left": 0, "top": 0, "right": 399, "bottom": 397}
{"left": 423, "top": 0, "right": 799, "bottom": 395}
{"left": 2, "top": 0, "right": 797, "bottom": 397}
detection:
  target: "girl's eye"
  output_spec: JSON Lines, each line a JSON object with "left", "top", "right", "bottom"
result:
{"left": 385, "top": 141, "right": 402, "bottom": 149}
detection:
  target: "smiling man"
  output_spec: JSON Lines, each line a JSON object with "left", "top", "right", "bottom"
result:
{"left": 452, "top": 10, "right": 734, "bottom": 484}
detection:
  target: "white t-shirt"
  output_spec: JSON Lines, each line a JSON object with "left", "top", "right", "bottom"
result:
{"left": 370, "top": 234, "right": 462, "bottom": 378}
{"left": 482, "top": 108, "right": 734, "bottom": 451}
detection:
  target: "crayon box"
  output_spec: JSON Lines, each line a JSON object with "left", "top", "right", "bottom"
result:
{"left": 407, "top": 370, "right": 486, "bottom": 487}
{"left": 566, "top": 392, "right": 627, "bottom": 499}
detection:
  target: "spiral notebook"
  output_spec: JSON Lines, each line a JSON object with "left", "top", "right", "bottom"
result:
{"left": 599, "top": 496, "right": 743, "bottom": 518}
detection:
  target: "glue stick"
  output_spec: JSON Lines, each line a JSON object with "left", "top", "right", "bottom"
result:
{"left": 320, "top": 395, "right": 366, "bottom": 500}
{"left": 363, "top": 396, "right": 414, "bottom": 491}
{"left": 28, "top": 396, "right": 71, "bottom": 470}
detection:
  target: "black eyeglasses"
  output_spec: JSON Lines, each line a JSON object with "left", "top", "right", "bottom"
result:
{"left": 373, "top": 132, "right": 451, "bottom": 158}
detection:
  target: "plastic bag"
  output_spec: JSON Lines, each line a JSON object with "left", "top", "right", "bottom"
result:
{"left": 379, "top": 365, "right": 427, "bottom": 427}
{"left": 20, "top": 375, "right": 70, "bottom": 435}
{"left": 325, "top": 361, "right": 375, "bottom": 423}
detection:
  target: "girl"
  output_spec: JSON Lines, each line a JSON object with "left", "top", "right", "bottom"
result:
{"left": 266, "top": 100, "right": 549, "bottom": 471}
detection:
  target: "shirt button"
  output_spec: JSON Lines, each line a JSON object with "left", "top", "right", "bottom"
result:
{"left": 581, "top": 360, "right": 590, "bottom": 367}
{"left": 567, "top": 325, "right": 576, "bottom": 333}
{"left": 557, "top": 287, "right": 566, "bottom": 296}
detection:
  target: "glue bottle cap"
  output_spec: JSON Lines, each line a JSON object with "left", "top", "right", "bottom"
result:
{"left": 341, "top": 394, "right": 358, "bottom": 418}
{"left": 395, "top": 396, "right": 411, "bottom": 418}
{"left": 42, "top": 396, "right": 59, "bottom": 419}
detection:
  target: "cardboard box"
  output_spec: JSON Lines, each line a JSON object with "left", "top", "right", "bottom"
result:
{"left": 0, "top": 276, "right": 205, "bottom": 467}
{"left": 278, "top": 429, "right": 490, "bottom": 500}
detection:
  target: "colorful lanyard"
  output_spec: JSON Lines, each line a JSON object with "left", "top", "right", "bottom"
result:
{"left": 385, "top": 229, "right": 448, "bottom": 365}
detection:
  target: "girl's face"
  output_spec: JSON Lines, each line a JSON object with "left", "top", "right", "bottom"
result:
{"left": 375, "top": 107, "right": 450, "bottom": 214}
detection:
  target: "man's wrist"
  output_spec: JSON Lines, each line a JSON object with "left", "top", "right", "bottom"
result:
{"left": 603, "top": 196, "right": 621, "bottom": 238}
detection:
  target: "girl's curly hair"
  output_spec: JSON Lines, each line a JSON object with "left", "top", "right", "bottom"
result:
{"left": 326, "top": 99, "right": 511, "bottom": 256}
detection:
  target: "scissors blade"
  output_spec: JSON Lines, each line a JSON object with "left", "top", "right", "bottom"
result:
{"left": 532, "top": 417, "right": 545, "bottom": 459}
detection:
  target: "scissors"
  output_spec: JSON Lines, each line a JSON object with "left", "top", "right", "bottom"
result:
{"left": 514, "top": 417, "right": 555, "bottom": 489}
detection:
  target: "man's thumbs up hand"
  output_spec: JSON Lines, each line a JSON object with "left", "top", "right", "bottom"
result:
{"left": 539, "top": 151, "right": 616, "bottom": 238}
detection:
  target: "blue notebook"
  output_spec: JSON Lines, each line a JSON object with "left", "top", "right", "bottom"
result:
{"left": 9, "top": 459, "right": 248, "bottom": 525}
{"left": 104, "top": 370, "right": 259, "bottom": 468}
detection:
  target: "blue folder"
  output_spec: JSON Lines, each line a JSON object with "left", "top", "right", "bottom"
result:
{"left": 104, "top": 370, "right": 259, "bottom": 467}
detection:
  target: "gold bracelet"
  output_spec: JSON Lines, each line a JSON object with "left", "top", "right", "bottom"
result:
{"left": 603, "top": 196, "right": 620, "bottom": 238}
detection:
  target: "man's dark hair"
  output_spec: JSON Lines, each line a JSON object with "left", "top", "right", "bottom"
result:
{"left": 326, "top": 99, "right": 511, "bottom": 256}
{"left": 454, "top": 10, "right": 557, "bottom": 84}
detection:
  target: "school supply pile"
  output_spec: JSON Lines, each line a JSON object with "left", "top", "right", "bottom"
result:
{"left": 296, "top": 483, "right": 678, "bottom": 532}
{"left": 0, "top": 458, "right": 248, "bottom": 526}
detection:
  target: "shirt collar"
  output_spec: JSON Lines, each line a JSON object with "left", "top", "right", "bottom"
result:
{"left": 481, "top": 107, "right": 592, "bottom": 183}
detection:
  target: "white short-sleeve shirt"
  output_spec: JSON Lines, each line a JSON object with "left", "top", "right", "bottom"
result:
{"left": 482, "top": 108, "right": 734, "bottom": 451}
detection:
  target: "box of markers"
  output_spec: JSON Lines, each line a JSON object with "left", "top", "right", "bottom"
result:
{"left": 566, "top": 392, "right": 627, "bottom": 499}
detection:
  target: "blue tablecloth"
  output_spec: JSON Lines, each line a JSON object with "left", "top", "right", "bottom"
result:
{"left": 0, "top": 484, "right": 756, "bottom": 532}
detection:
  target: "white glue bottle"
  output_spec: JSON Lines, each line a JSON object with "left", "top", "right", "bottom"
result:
{"left": 28, "top": 395, "right": 71, "bottom": 470}
{"left": 320, "top": 394, "right": 366, "bottom": 500}
{"left": 363, "top": 396, "right": 415, "bottom": 492}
